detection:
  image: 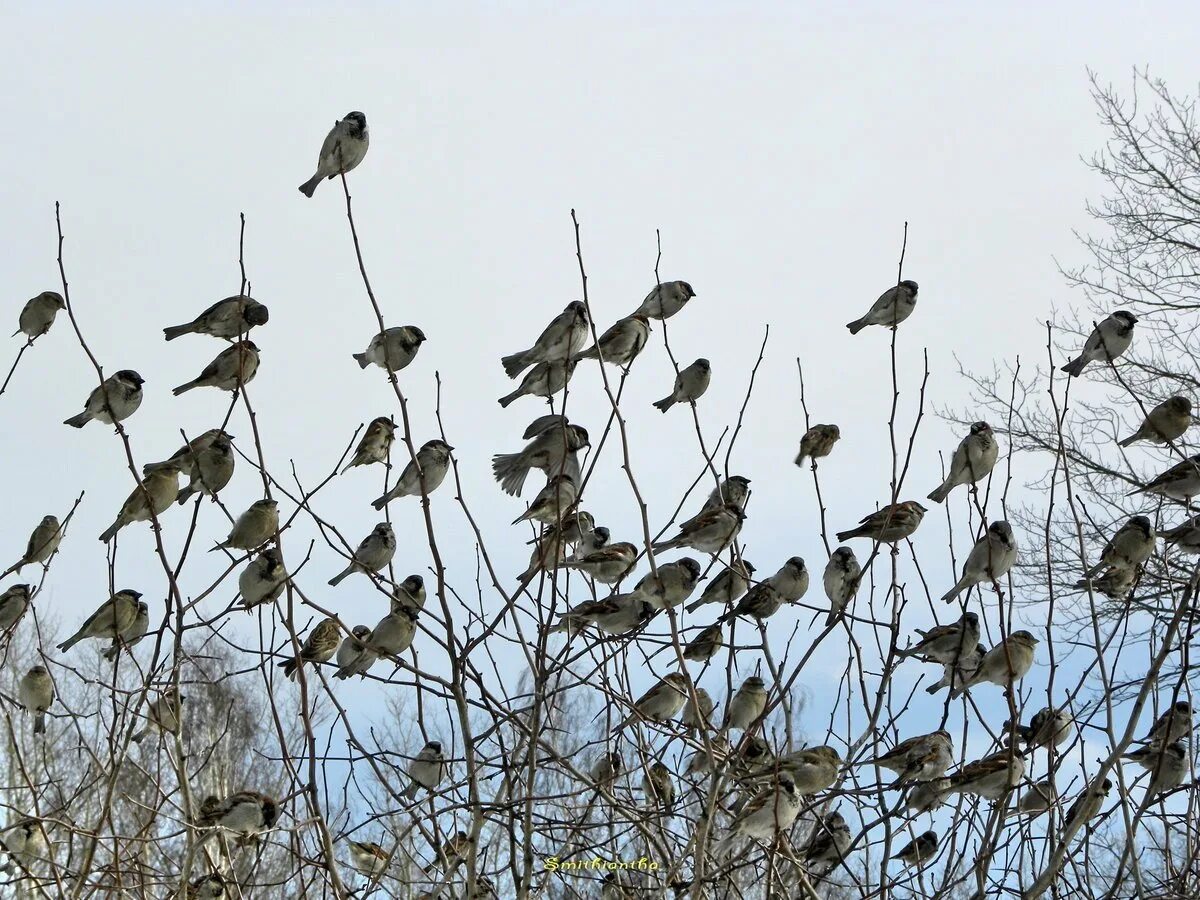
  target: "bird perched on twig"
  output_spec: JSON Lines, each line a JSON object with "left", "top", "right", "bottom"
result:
{"left": 702, "top": 475, "right": 752, "bottom": 512}
{"left": 1072, "top": 566, "right": 1137, "bottom": 600}
{"left": 633, "top": 281, "right": 696, "bottom": 320}
{"left": 99, "top": 465, "right": 181, "bottom": 543}
{"left": 1119, "top": 396, "right": 1193, "bottom": 447}
{"left": 653, "top": 503, "right": 745, "bottom": 554}
{"left": 278, "top": 617, "right": 341, "bottom": 680}
{"left": 823, "top": 547, "right": 861, "bottom": 626}
{"left": 173, "top": 341, "right": 259, "bottom": 395}
{"left": 683, "top": 624, "right": 724, "bottom": 662}
{"left": 0, "top": 584, "right": 32, "bottom": 634}
{"left": 628, "top": 557, "right": 703, "bottom": 610}
{"left": 927, "top": 422, "right": 998, "bottom": 503}
{"left": 945, "top": 749, "right": 1025, "bottom": 800}
{"left": 925, "top": 643, "right": 986, "bottom": 696}
{"left": 861, "top": 730, "right": 953, "bottom": 784}
{"left": 1081, "top": 515, "right": 1155, "bottom": 578}
{"left": 342, "top": 417, "right": 397, "bottom": 474}
{"left": 132, "top": 687, "right": 185, "bottom": 743}
{"left": 104, "top": 600, "right": 149, "bottom": 660}
{"left": 64, "top": 370, "right": 144, "bottom": 428}
{"left": 354, "top": 325, "right": 426, "bottom": 372}
{"left": 749, "top": 746, "right": 842, "bottom": 796}
{"left": 801, "top": 811, "right": 852, "bottom": 877}
{"left": 681, "top": 687, "right": 714, "bottom": 736}
{"left": 405, "top": 741, "right": 447, "bottom": 800}
{"left": 18, "top": 666, "right": 54, "bottom": 735}
{"left": 239, "top": 548, "right": 288, "bottom": 609}
{"left": 653, "top": 358, "right": 711, "bottom": 412}
{"left": 1063, "top": 778, "right": 1112, "bottom": 831}
{"left": 186, "top": 873, "right": 227, "bottom": 899}
{"left": 492, "top": 420, "right": 588, "bottom": 497}
{"left": 1124, "top": 741, "right": 1187, "bottom": 799}
{"left": 836, "top": 501, "right": 926, "bottom": 543}
{"left": 0, "top": 818, "right": 49, "bottom": 874}
{"left": 891, "top": 831, "right": 938, "bottom": 868}
{"left": 952, "top": 631, "right": 1038, "bottom": 698}
{"left": 685, "top": 559, "right": 753, "bottom": 614}
{"left": 1009, "top": 706, "right": 1074, "bottom": 750}
{"left": 1161, "top": 516, "right": 1200, "bottom": 555}
{"left": 846, "top": 280, "right": 918, "bottom": 334}
{"left": 211, "top": 499, "right": 279, "bottom": 554}
{"left": 717, "top": 774, "right": 801, "bottom": 854}
{"left": 501, "top": 301, "right": 590, "bottom": 378}
{"left": 1132, "top": 454, "right": 1200, "bottom": 501}
{"left": 175, "top": 432, "right": 235, "bottom": 504}
{"left": 898, "top": 612, "right": 981, "bottom": 663}
{"left": 298, "top": 111, "right": 369, "bottom": 197}
{"left": 795, "top": 424, "right": 840, "bottom": 467}
{"left": 616, "top": 673, "right": 689, "bottom": 729}
{"left": 512, "top": 474, "right": 577, "bottom": 526}
{"left": 346, "top": 840, "right": 389, "bottom": 878}
{"left": 15, "top": 291, "right": 65, "bottom": 339}
{"left": 328, "top": 523, "right": 396, "bottom": 586}
{"left": 1137, "top": 700, "right": 1193, "bottom": 748}
{"left": 562, "top": 541, "right": 637, "bottom": 584}
{"left": 371, "top": 439, "right": 453, "bottom": 509}
{"left": 1061, "top": 310, "right": 1138, "bottom": 376}
{"left": 58, "top": 589, "right": 142, "bottom": 651}
{"left": 641, "top": 761, "right": 676, "bottom": 814}
{"left": 335, "top": 605, "right": 418, "bottom": 679}
{"left": 941, "top": 521, "right": 1018, "bottom": 603}
{"left": 7, "top": 515, "right": 63, "bottom": 574}
{"left": 724, "top": 677, "right": 768, "bottom": 731}
{"left": 195, "top": 792, "right": 279, "bottom": 844}
{"left": 163, "top": 296, "right": 269, "bottom": 341}
{"left": 498, "top": 358, "right": 577, "bottom": 408}
{"left": 1016, "top": 779, "right": 1057, "bottom": 817}
{"left": 577, "top": 315, "right": 651, "bottom": 368}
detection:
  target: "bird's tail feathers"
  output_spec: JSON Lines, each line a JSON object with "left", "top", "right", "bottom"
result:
{"left": 501, "top": 352, "right": 530, "bottom": 379}
{"left": 298, "top": 174, "right": 322, "bottom": 198}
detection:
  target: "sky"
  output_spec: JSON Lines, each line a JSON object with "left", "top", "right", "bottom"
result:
{"left": 3, "top": 0, "right": 1200, "bottom": 867}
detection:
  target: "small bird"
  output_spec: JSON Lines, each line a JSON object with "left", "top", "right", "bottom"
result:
{"left": 721, "top": 581, "right": 785, "bottom": 623}
{"left": 1161, "top": 516, "right": 1200, "bottom": 555}
{"left": 591, "top": 751, "right": 622, "bottom": 785}
{"left": 653, "top": 358, "right": 711, "bottom": 412}
{"left": 175, "top": 432, "right": 235, "bottom": 504}
{"left": 629, "top": 557, "right": 704, "bottom": 610}
{"left": 633, "top": 281, "right": 696, "bottom": 320}
{"left": 1132, "top": 454, "right": 1200, "bottom": 501}
{"left": 724, "top": 676, "right": 768, "bottom": 731}
{"left": 1138, "top": 700, "right": 1193, "bottom": 748}
{"left": 1082, "top": 515, "right": 1156, "bottom": 578}
{"left": 900, "top": 612, "right": 981, "bottom": 663}
{"left": 891, "top": 831, "right": 938, "bottom": 868}
{"left": 1063, "top": 778, "right": 1112, "bottom": 831}
{"left": 1119, "top": 396, "right": 1193, "bottom": 447}
{"left": 16, "top": 291, "right": 66, "bottom": 339}
{"left": 942, "top": 521, "right": 1018, "bottom": 602}
{"left": 154, "top": 429, "right": 230, "bottom": 481}
{"left": 497, "top": 356, "right": 577, "bottom": 407}
{"left": 685, "top": 739, "right": 730, "bottom": 777}
{"left": 925, "top": 643, "right": 987, "bottom": 696}
{"left": 347, "top": 840, "right": 389, "bottom": 878}
{"left": 1061, "top": 310, "right": 1138, "bottom": 376}
{"left": 863, "top": 730, "right": 954, "bottom": 783}
{"left": 132, "top": 688, "right": 185, "bottom": 743}
{"left": 562, "top": 541, "right": 637, "bottom": 584}
{"left": 64, "top": 369, "right": 144, "bottom": 428}
{"left": 906, "top": 779, "right": 952, "bottom": 814}
{"left": 501, "top": 301, "right": 590, "bottom": 378}
{"left": 836, "top": 501, "right": 927, "bottom": 543}
{"left": 752, "top": 746, "right": 842, "bottom": 795}
{"left": 103, "top": 600, "right": 149, "bottom": 660}
{"left": 494, "top": 420, "right": 589, "bottom": 496}
{"left": 795, "top": 424, "right": 841, "bottom": 467}
{"left": 1016, "top": 779, "right": 1058, "bottom": 816}
{"left": 392, "top": 574, "right": 427, "bottom": 615}
{"left": 653, "top": 503, "right": 745, "bottom": 554}
{"left": 173, "top": 341, "right": 260, "bottom": 395}
{"left": 187, "top": 873, "right": 227, "bottom": 899}
{"left": 57, "top": 589, "right": 142, "bottom": 651}
{"left": 952, "top": 631, "right": 1039, "bottom": 698}
{"left": 702, "top": 475, "right": 752, "bottom": 512}
{"left": 574, "top": 523, "right": 609, "bottom": 557}
{"left": 8, "top": 515, "right": 63, "bottom": 574}
{"left": 682, "top": 624, "right": 724, "bottom": 662}
{"left": 354, "top": 325, "right": 426, "bottom": 372}
{"left": 298, "top": 111, "right": 369, "bottom": 197}
{"left": 335, "top": 606, "right": 417, "bottom": 678}
{"left": 577, "top": 315, "right": 651, "bottom": 367}
{"left": 927, "top": 422, "right": 998, "bottom": 503}
{"left": 405, "top": 741, "right": 447, "bottom": 800}
{"left": 424, "top": 830, "right": 473, "bottom": 874}
{"left": 685, "top": 559, "right": 753, "bottom": 614}
{"left": 1011, "top": 706, "right": 1074, "bottom": 750}
{"left": 617, "top": 673, "right": 689, "bottom": 729}
{"left": 522, "top": 528, "right": 565, "bottom": 580}
{"left": 846, "top": 280, "right": 919, "bottom": 334}
{"left": 239, "top": 548, "right": 288, "bottom": 609}
{"left": 99, "top": 465, "right": 181, "bottom": 543}
{"left": 279, "top": 617, "right": 341, "bottom": 680}
{"left": 1072, "top": 566, "right": 1137, "bottom": 600}
{"left": 0, "top": 818, "right": 49, "bottom": 874}
{"left": 681, "top": 687, "right": 714, "bottom": 735}
{"left": 641, "top": 760, "right": 676, "bottom": 813}
{"left": 512, "top": 474, "right": 577, "bottom": 526}
{"left": 371, "top": 440, "right": 454, "bottom": 509}
{"left": 768, "top": 557, "right": 809, "bottom": 602}
{"left": 718, "top": 774, "right": 800, "bottom": 852}
{"left": 195, "top": 791, "right": 279, "bottom": 841}
{"left": 801, "top": 811, "right": 852, "bottom": 875}
{"left": 211, "top": 499, "right": 279, "bottom": 553}
{"left": 342, "top": 417, "right": 397, "bottom": 473}
{"left": 18, "top": 666, "right": 54, "bottom": 735}
{"left": 328, "top": 523, "right": 397, "bottom": 586}
{"left": 823, "top": 548, "right": 861, "bottom": 626}
{"left": 0, "top": 584, "right": 33, "bottom": 633}
{"left": 335, "top": 626, "right": 373, "bottom": 675}
{"left": 1126, "top": 741, "right": 1187, "bottom": 800}
{"left": 163, "top": 296, "right": 269, "bottom": 341}
{"left": 945, "top": 750, "right": 1025, "bottom": 800}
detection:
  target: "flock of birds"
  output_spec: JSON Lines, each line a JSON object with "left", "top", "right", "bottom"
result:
{"left": 2, "top": 110, "right": 1198, "bottom": 898}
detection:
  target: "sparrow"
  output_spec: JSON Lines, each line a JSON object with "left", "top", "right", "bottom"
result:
{"left": 512, "top": 474, "right": 577, "bottom": 526}
{"left": 685, "top": 739, "right": 731, "bottom": 776}
{"left": 1072, "top": 566, "right": 1136, "bottom": 600}
{"left": 64, "top": 369, "right": 144, "bottom": 428}
{"left": 718, "top": 774, "right": 800, "bottom": 853}
{"left": 354, "top": 325, "right": 426, "bottom": 372}
{"left": 8, "top": 515, "right": 63, "bottom": 573}
{"left": 1061, "top": 310, "right": 1138, "bottom": 376}
{"left": 1119, "top": 395, "right": 1193, "bottom": 447}
{"left": 577, "top": 315, "right": 651, "bottom": 367}
{"left": 823, "top": 548, "right": 861, "bottom": 626}
{"left": 617, "top": 672, "right": 689, "bottom": 729}
{"left": 328, "top": 523, "right": 396, "bottom": 586}
{"left": 906, "top": 779, "right": 951, "bottom": 814}
{"left": 1011, "top": 706, "right": 1074, "bottom": 750}
{"left": 18, "top": 665, "right": 54, "bottom": 735}
{"left": 846, "top": 280, "right": 919, "bottom": 334}
{"left": 371, "top": 439, "right": 454, "bottom": 509}
{"left": 187, "top": 874, "right": 227, "bottom": 899}
{"left": 683, "top": 623, "right": 724, "bottom": 662}
{"left": 342, "top": 417, "right": 397, "bottom": 473}
{"left": 335, "top": 606, "right": 417, "bottom": 678}
{"left": 941, "top": 520, "right": 1018, "bottom": 602}
{"left": 1161, "top": 516, "right": 1200, "bottom": 555}
{"left": 751, "top": 746, "right": 842, "bottom": 795}
{"left": 768, "top": 557, "right": 809, "bottom": 602}
{"left": 57, "top": 589, "right": 142, "bottom": 651}
{"left": 1016, "top": 779, "right": 1057, "bottom": 816}
{"left": 424, "top": 830, "right": 473, "bottom": 873}
{"left": 195, "top": 791, "right": 279, "bottom": 841}
{"left": 685, "top": 559, "right": 753, "bottom": 614}
{"left": 1138, "top": 700, "right": 1193, "bottom": 747}
{"left": 501, "top": 301, "right": 590, "bottom": 378}
{"left": 522, "top": 529, "right": 565, "bottom": 579}
{"left": 900, "top": 612, "right": 981, "bottom": 663}
{"left": 724, "top": 676, "right": 768, "bottom": 731}
{"left": 653, "top": 503, "right": 745, "bottom": 554}
{"left": 99, "top": 464, "right": 181, "bottom": 542}
{"left": 103, "top": 600, "right": 149, "bottom": 660}
{"left": 163, "top": 296, "right": 269, "bottom": 341}
{"left": 863, "top": 730, "right": 954, "bottom": 783}
{"left": 16, "top": 291, "right": 65, "bottom": 339}
{"left": 653, "top": 358, "right": 711, "bottom": 412}
{"left": 952, "top": 631, "right": 1039, "bottom": 698}
{"left": 1082, "top": 515, "right": 1156, "bottom": 579}
{"left": 0, "top": 584, "right": 32, "bottom": 633}
{"left": 641, "top": 760, "right": 675, "bottom": 813}
{"left": 1063, "top": 778, "right": 1112, "bottom": 831}
{"left": 836, "top": 501, "right": 927, "bottom": 543}
{"left": 802, "top": 811, "right": 852, "bottom": 874}
{"left": 279, "top": 617, "right": 341, "bottom": 680}
{"left": 0, "top": 818, "right": 49, "bottom": 873}
{"left": 172, "top": 341, "right": 259, "bottom": 394}
{"left": 891, "top": 831, "right": 938, "bottom": 868}
{"left": 925, "top": 643, "right": 987, "bottom": 696}
{"left": 633, "top": 281, "right": 696, "bottom": 320}
{"left": 335, "top": 626, "right": 373, "bottom": 674}
{"left": 681, "top": 687, "right": 714, "bottom": 735}
{"left": 794, "top": 424, "right": 841, "bottom": 467}
{"left": 298, "top": 111, "right": 369, "bottom": 197}
{"left": 591, "top": 751, "right": 622, "bottom": 785}
{"left": 629, "top": 557, "right": 704, "bottom": 610}
{"left": 132, "top": 687, "right": 185, "bottom": 743}
{"left": 347, "top": 840, "right": 389, "bottom": 878}
{"left": 562, "top": 541, "right": 637, "bottom": 584}
{"left": 239, "top": 548, "right": 288, "bottom": 609}
{"left": 153, "top": 429, "right": 229, "bottom": 480}
{"left": 574, "top": 524, "right": 610, "bottom": 557}
{"left": 720, "top": 581, "right": 785, "bottom": 623}
{"left": 702, "top": 475, "right": 752, "bottom": 512}
{"left": 405, "top": 740, "right": 447, "bottom": 799}
{"left": 392, "top": 574, "right": 427, "bottom": 614}
{"left": 945, "top": 749, "right": 1025, "bottom": 800}
{"left": 211, "top": 499, "right": 279, "bottom": 553}
{"left": 1132, "top": 454, "right": 1200, "bottom": 501}
{"left": 175, "top": 432, "right": 235, "bottom": 504}
{"left": 493, "top": 422, "right": 589, "bottom": 497}
{"left": 497, "top": 358, "right": 576, "bottom": 407}
{"left": 1126, "top": 741, "right": 1187, "bottom": 799}
{"left": 927, "top": 422, "right": 998, "bottom": 503}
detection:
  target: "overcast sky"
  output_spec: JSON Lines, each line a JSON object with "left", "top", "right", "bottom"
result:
{"left": 3, "top": 3, "right": 1199, "bottom": 822}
